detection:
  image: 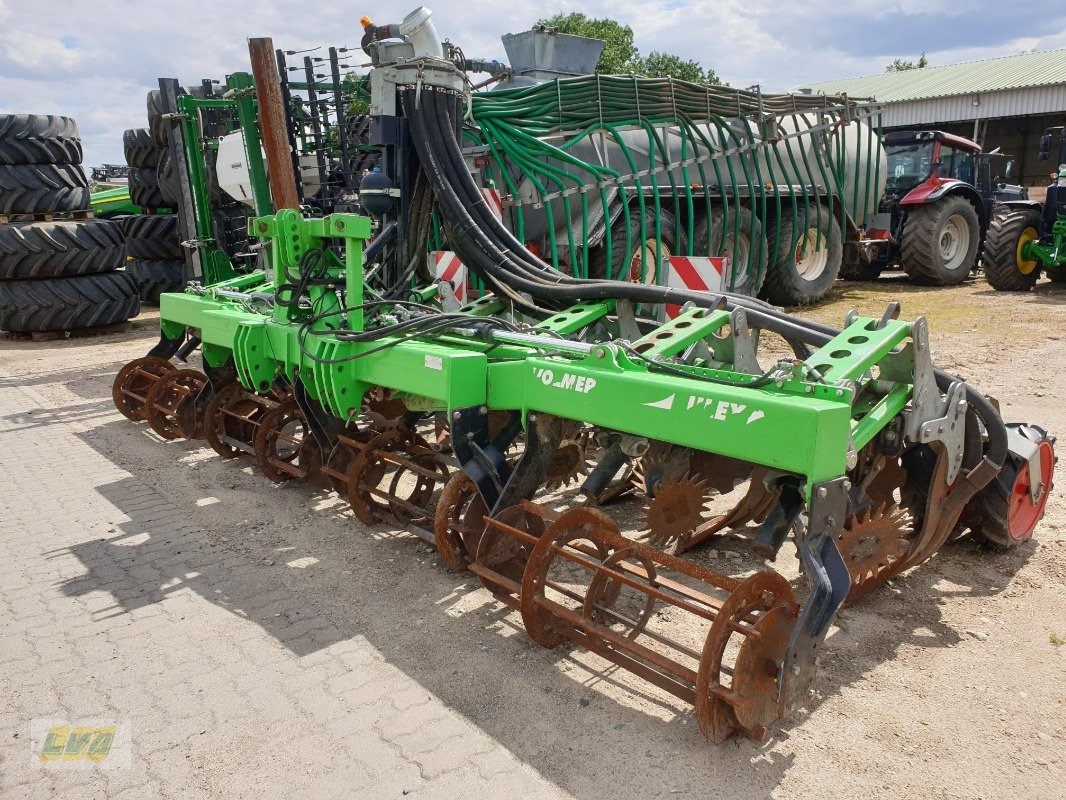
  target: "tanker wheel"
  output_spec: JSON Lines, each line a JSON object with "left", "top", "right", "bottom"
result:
{"left": 901, "top": 196, "right": 980, "bottom": 285}
{"left": 760, "top": 202, "right": 842, "bottom": 305}
{"left": 694, "top": 207, "right": 768, "bottom": 297}
{"left": 588, "top": 207, "right": 686, "bottom": 283}
{"left": 982, "top": 208, "right": 1043, "bottom": 291}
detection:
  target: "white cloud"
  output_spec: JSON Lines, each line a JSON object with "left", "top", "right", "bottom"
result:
{"left": 0, "top": 0, "right": 1062, "bottom": 167}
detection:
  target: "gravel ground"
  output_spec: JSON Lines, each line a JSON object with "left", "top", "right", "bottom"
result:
{"left": 1, "top": 273, "right": 1063, "bottom": 799}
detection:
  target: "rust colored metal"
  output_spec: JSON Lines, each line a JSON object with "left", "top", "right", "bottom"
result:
{"left": 433, "top": 471, "right": 488, "bottom": 571}
{"left": 680, "top": 468, "right": 780, "bottom": 553}
{"left": 476, "top": 503, "right": 800, "bottom": 743}
{"left": 346, "top": 428, "right": 451, "bottom": 529}
{"left": 112, "top": 357, "right": 175, "bottom": 421}
{"left": 644, "top": 474, "right": 709, "bottom": 550}
{"left": 204, "top": 383, "right": 275, "bottom": 459}
{"left": 248, "top": 37, "right": 298, "bottom": 211}
{"left": 471, "top": 503, "right": 550, "bottom": 600}
{"left": 838, "top": 502, "right": 914, "bottom": 603}
{"left": 143, "top": 369, "right": 208, "bottom": 440}
{"left": 543, "top": 439, "right": 586, "bottom": 491}
{"left": 322, "top": 432, "right": 372, "bottom": 493}
{"left": 252, "top": 396, "right": 329, "bottom": 488}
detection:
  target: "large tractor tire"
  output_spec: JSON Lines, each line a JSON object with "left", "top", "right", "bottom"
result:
{"left": 123, "top": 214, "right": 182, "bottom": 260}
{"left": 125, "top": 259, "right": 185, "bottom": 305}
{"left": 900, "top": 196, "right": 980, "bottom": 285}
{"left": 760, "top": 203, "right": 842, "bottom": 305}
{"left": 589, "top": 207, "right": 687, "bottom": 283}
{"left": 693, "top": 207, "right": 767, "bottom": 297}
{"left": 0, "top": 163, "right": 90, "bottom": 215}
{"left": 122, "top": 128, "right": 163, "bottom": 169}
{"left": 982, "top": 208, "right": 1043, "bottom": 291}
{"left": 0, "top": 219, "right": 126, "bottom": 280}
{"left": 0, "top": 271, "right": 140, "bottom": 332}
{"left": 960, "top": 424, "right": 1055, "bottom": 550}
{"left": 0, "top": 114, "right": 82, "bottom": 165}
{"left": 127, "top": 167, "right": 166, "bottom": 211}
{"left": 156, "top": 149, "right": 180, "bottom": 206}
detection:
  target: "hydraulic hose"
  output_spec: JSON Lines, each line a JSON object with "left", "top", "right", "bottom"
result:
{"left": 406, "top": 88, "right": 1008, "bottom": 470}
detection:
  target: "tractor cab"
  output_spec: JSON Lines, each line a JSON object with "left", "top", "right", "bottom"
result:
{"left": 883, "top": 130, "right": 980, "bottom": 201}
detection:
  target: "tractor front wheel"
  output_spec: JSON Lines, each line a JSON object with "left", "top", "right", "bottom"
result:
{"left": 982, "top": 208, "right": 1043, "bottom": 291}
{"left": 900, "top": 196, "right": 980, "bottom": 285}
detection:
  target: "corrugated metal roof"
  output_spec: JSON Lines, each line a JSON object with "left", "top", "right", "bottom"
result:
{"left": 797, "top": 48, "right": 1066, "bottom": 103}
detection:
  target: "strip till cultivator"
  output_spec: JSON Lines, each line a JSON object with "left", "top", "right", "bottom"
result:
{"left": 112, "top": 9, "right": 1056, "bottom": 744}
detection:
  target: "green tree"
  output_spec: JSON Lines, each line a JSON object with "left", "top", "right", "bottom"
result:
{"left": 885, "top": 52, "right": 929, "bottom": 72}
{"left": 633, "top": 51, "right": 720, "bottom": 85}
{"left": 538, "top": 12, "right": 719, "bottom": 84}
{"left": 537, "top": 12, "right": 638, "bottom": 74}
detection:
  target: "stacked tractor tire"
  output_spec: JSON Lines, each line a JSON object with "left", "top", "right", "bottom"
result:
{"left": 0, "top": 114, "right": 139, "bottom": 334}
{"left": 121, "top": 90, "right": 185, "bottom": 305}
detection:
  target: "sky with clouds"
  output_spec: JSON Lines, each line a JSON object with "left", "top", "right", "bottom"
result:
{"left": 1, "top": 0, "right": 1064, "bottom": 168}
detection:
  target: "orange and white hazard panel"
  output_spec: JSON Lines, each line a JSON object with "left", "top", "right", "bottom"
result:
{"left": 663, "top": 256, "right": 727, "bottom": 318}
{"left": 429, "top": 251, "right": 469, "bottom": 305}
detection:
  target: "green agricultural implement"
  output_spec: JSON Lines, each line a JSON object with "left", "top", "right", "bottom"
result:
{"left": 984, "top": 122, "right": 1066, "bottom": 289}
{"left": 112, "top": 10, "right": 1056, "bottom": 745}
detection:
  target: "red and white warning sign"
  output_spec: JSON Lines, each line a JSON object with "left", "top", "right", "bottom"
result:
{"left": 481, "top": 187, "right": 504, "bottom": 222}
{"left": 663, "top": 256, "right": 727, "bottom": 318}
{"left": 429, "top": 251, "right": 469, "bottom": 305}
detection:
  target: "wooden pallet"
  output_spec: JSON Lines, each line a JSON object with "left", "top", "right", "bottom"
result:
{"left": 1, "top": 319, "right": 136, "bottom": 342}
{"left": 0, "top": 209, "right": 94, "bottom": 225}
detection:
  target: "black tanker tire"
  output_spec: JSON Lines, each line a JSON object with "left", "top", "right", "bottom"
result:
{"left": 0, "top": 114, "right": 82, "bottom": 165}
{"left": 0, "top": 163, "right": 90, "bottom": 215}
{"left": 127, "top": 167, "right": 165, "bottom": 211}
{"left": 760, "top": 203, "right": 843, "bottom": 305}
{"left": 0, "top": 271, "right": 140, "bottom": 332}
{"left": 122, "top": 128, "right": 163, "bottom": 169}
{"left": 588, "top": 207, "right": 688, "bottom": 283}
{"left": 123, "top": 214, "right": 182, "bottom": 260}
{"left": 0, "top": 219, "right": 126, "bottom": 280}
{"left": 982, "top": 208, "right": 1042, "bottom": 291}
{"left": 900, "top": 196, "right": 981, "bottom": 285}
{"left": 125, "top": 259, "right": 185, "bottom": 305}
{"left": 960, "top": 424, "right": 1054, "bottom": 550}
{"left": 692, "top": 207, "right": 768, "bottom": 297}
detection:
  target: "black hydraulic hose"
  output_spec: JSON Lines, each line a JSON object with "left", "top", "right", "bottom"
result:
{"left": 410, "top": 89, "right": 1009, "bottom": 469}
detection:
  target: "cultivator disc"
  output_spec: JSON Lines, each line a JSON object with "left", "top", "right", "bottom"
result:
{"left": 838, "top": 503, "right": 915, "bottom": 601}
{"left": 643, "top": 474, "right": 709, "bottom": 549}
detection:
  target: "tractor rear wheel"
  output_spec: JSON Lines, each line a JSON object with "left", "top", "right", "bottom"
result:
{"left": 982, "top": 208, "right": 1043, "bottom": 291}
{"left": 900, "top": 196, "right": 980, "bottom": 285}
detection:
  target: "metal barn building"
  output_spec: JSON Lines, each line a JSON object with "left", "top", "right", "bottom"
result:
{"left": 798, "top": 49, "right": 1066, "bottom": 193}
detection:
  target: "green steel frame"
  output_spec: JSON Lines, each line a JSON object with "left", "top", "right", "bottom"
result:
{"left": 158, "top": 210, "right": 919, "bottom": 497}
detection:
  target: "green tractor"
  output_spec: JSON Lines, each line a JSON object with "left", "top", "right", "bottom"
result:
{"left": 983, "top": 124, "right": 1066, "bottom": 289}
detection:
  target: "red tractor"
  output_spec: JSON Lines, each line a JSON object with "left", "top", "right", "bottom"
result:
{"left": 844, "top": 130, "right": 1025, "bottom": 283}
